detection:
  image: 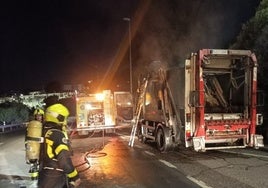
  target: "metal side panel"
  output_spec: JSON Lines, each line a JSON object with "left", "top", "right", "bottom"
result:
{"left": 166, "top": 67, "right": 186, "bottom": 113}
{"left": 166, "top": 67, "right": 187, "bottom": 144}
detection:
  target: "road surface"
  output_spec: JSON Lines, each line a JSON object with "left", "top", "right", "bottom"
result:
{"left": 1, "top": 128, "right": 268, "bottom": 188}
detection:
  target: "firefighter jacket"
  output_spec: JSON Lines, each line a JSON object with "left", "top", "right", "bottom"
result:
{"left": 40, "top": 122, "right": 79, "bottom": 182}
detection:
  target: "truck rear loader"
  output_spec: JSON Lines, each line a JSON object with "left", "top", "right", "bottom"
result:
{"left": 135, "top": 49, "right": 264, "bottom": 152}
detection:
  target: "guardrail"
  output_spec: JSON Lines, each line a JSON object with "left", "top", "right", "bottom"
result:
{"left": 0, "top": 123, "right": 27, "bottom": 133}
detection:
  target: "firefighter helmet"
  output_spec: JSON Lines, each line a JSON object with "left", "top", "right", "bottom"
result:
{"left": 34, "top": 108, "right": 44, "bottom": 116}
{"left": 45, "top": 103, "right": 69, "bottom": 125}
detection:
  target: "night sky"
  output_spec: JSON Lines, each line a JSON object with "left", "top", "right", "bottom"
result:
{"left": 0, "top": 0, "right": 261, "bottom": 94}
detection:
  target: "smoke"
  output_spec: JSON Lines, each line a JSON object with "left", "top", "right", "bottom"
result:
{"left": 134, "top": 0, "right": 259, "bottom": 76}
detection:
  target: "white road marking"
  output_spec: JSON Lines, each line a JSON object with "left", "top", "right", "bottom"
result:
{"left": 122, "top": 136, "right": 214, "bottom": 188}
{"left": 158, "top": 159, "right": 212, "bottom": 188}
{"left": 158, "top": 159, "right": 177, "bottom": 169}
{"left": 187, "top": 176, "right": 213, "bottom": 188}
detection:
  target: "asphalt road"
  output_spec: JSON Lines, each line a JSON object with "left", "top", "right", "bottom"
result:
{"left": 1, "top": 128, "right": 268, "bottom": 188}
{"left": 0, "top": 129, "right": 200, "bottom": 188}
{"left": 70, "top": 133, "right": 200, "bottom": 188}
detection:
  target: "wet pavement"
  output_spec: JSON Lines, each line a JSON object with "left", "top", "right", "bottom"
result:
{"left": 1, "top": 128, "right": 268, "bottom": 188}
{"left": 0, "top": 129, "right": 200, "bottom": 188}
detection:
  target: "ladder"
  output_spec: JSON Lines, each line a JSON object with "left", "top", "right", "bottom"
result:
{"left": 129, "top": 77, "right": 149, "bottom": 147}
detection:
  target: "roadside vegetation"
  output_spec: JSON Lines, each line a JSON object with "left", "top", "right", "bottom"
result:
{"left": 231, "top": 0, "right": 268, "bottom": 142}
{"left": 0, "top": 102, "right": 30, "bottom": 125}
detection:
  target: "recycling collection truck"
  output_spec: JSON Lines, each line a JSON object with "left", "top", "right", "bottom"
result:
{"left": 135, "top": 49, "right": 264, "bottom": 152}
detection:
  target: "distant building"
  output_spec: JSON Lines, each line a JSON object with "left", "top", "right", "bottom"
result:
{"left": 0, "top": 91, "right": 75, "bottom": 108}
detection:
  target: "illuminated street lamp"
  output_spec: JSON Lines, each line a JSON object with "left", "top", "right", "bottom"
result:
{"left": 123, "top": 17, "right": 132, "bottom": 94}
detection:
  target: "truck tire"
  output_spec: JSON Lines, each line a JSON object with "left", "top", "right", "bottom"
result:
{"left": 156, "top": 127, "right": 173, "bottom": 152}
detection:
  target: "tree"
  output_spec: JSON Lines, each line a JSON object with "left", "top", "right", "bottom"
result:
{"left": 231, "top": 0, "right": 268, "bottom": 90}
{"left": 0, "top": 102, "right": 30, "bottom": 124}
{"left": 231, "top": 0, "right": 268, "bottom": 142}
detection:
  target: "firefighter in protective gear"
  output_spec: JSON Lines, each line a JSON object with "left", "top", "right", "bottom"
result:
{"left": 34, "top": 108, "right": 44, "bottom": 122}
{"left": 38, "top": 103, "right": 81, "bottom": 188}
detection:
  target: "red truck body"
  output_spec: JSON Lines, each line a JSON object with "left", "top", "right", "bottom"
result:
{"left": 137, "top": 49, "right": 263, "bottom": 151}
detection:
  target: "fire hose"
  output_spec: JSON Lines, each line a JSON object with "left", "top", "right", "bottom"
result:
{"left": 72, "top": 128, "right": 108, "bottom": 173}
{"left": 74, "top": 148, "right": 107, "bottom": 173}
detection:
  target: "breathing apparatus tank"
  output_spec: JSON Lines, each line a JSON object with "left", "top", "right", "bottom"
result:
{"left": 25, "top": 120, "right": 43, "bottom": 180}
{"left": 26, "top": 120, "right": 43, "bottom": 162}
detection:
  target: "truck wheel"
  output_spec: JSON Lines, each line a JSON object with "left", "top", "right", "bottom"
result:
{"left": 156, "top": 127, "right": 174, "bottom": 152}
{"left": 156, "top": 128, "right": 167, "bottom": 152}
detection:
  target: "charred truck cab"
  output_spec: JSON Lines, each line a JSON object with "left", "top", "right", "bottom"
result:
{"left": 138, "top": 49, "right": 264, "bottom": 152}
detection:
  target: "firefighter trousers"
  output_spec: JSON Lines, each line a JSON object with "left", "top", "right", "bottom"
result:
{"left": 38, "top": 169, "right": 67, "bottom": 188}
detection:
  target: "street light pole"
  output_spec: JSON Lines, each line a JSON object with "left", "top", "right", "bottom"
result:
{"left": 123, "top": 17, "right": 132, "bottom": 94}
